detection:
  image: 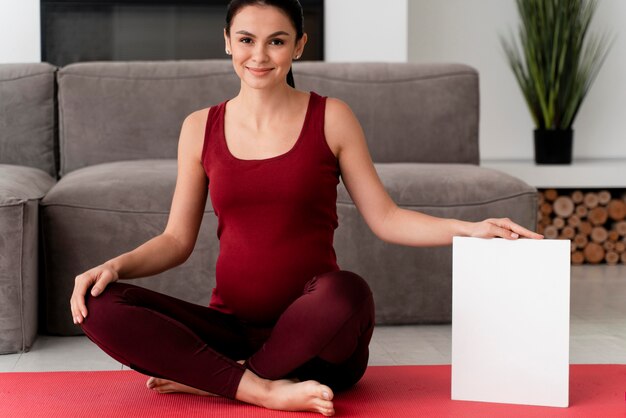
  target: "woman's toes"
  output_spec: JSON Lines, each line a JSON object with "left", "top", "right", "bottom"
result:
{"left": 319, "top": 405, "right": 335, "bottom": 416}
{"left": 146, "top": 377, "right": 157, "bottom": 389}
{"left": 316, "top": 399, "right": 334, "bottom": 415}
{"left": 319, "top": 385, "right": 334, "bottom": 401}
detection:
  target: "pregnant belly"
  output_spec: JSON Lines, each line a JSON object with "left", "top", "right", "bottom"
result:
{"left": 214, "top": 247, "right": 338, "bottom": 324}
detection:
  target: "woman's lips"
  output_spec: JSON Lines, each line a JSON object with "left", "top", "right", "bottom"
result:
{"left": 247, "top": 67, "right": 273, "bottom": 76}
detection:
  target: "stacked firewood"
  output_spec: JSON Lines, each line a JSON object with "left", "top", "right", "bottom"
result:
{"left": 537, "top": 189, "right": 626, "bottom": 265}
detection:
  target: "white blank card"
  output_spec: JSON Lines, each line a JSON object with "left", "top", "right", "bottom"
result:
{"left": 451, "top": 236, "right": 570, "bottom": 408}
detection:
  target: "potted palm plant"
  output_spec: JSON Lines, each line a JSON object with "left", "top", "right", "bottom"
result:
{"left": 501, "top": 0, "right": 613, "bottom": 164}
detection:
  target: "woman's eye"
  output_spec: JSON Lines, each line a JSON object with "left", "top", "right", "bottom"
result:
{"left": 271, "top": 39, "right": 284, "bottom": 45}
{"left": 240, "top": 38, "right": 252, "bottom": 44}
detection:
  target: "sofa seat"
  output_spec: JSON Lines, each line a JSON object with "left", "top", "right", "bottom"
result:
{"left": 40, "top": 160, "right": 219, "bottom": 335}
{"left": 0, "top": 164, "right": 55, "bottom": 353}
{"left": 334, "top": 163, "right": 537, "bottom": 324}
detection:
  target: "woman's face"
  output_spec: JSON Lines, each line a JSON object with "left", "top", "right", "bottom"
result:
{"left": 225, "top": 5, "right": 307, "bottom": 89}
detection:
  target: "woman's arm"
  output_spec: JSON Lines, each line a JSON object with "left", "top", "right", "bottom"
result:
{"left": 325, "top": 98, "right": 543, "bottom": 247}
{"left": 105, "top": 108, "right": 210, "bottom": 278}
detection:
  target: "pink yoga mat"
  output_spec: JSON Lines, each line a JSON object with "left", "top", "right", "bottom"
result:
{"left": 1, "top": 365, "right": 624, "bottom": 417}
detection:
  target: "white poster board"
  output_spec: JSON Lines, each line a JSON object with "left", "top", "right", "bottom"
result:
{"left": 451, "top": 237, "right": 570, "bottom": 408}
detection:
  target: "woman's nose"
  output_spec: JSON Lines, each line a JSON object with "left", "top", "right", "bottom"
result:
{"left": 251, "top": 44, "right": 269, "bottom": 62}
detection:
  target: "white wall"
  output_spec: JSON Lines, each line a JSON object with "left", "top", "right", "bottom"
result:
{"left": 325, "top": 0, "right": 408, "bottom": 62}
{"left": 0, "top": 0, "right": 40, "bottom": 63}
{"left": 408, "top": 0, "right": 626, "bottom": 160}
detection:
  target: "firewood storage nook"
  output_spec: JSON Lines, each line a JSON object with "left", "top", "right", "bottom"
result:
{"left": 537, "top": 189, "right": 626, "bottom": 265}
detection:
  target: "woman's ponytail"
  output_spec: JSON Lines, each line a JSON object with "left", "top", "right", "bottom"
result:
{"left": 287, "top": 66, "right": 295, "bottom": 88}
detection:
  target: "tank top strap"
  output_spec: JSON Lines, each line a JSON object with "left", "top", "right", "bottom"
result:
{"left": 305, "top": 91, "right": 338, "bottom": 165}
{"left": 201, "top": 100, "right": 226, "bottom": 169}
{"left": 304, "top": 91, "right": 323, "bottom": 136}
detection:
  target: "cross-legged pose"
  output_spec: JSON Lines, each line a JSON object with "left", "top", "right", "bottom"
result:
{"left": 69, "top": 0, "right": 544, "bottom": 415}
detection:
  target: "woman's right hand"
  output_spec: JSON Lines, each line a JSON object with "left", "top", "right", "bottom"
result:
{"left": 70, "top": 263, "right": 119, "bottom": 325}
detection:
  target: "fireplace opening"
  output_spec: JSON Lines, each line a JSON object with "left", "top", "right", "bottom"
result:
{"left": 41, "top": 0, "right": 324, "bottom": 66}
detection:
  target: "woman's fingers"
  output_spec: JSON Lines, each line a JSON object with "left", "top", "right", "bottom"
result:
{"left": 71, "top": 274, "right": 90, "bottom": 324}
{"left": 70, "top": 265, "right": 119, "bottom": 325}
{"left": 499, "top": 218, "right": 544, "bottom": 239}
{"left": 491, "top": 218, "right": 544, "bottom": 239}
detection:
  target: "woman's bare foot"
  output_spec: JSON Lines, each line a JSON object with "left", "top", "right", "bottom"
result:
{"left": 146, "top": 376, "right": 219, "bottom": 396}
{"left": 146, "top": 359, "right": 246, "bottom": 396}
{"left": 265, "top": 378, "right": 335, "bottom": 416}
{"left": 236, "top": 369, "right": 335, "bottom": 416}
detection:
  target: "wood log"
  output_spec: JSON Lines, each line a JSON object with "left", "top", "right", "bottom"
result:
{"left": 537, "top": 210, "right": 543, "bottom": 223}
{"left": 553, "top": 196, "right": 575, "bottom": 218}
{"left": 571, "top": 190, "right": 584, "bottom": 204}
{"left": 537, "top": 224, "right": 545, "bottom": 235}
{"left": 605, "top": 251, "right": 619, "bottom": 265}
{"left": 584, "top": 242, "right": 605, "bottom": 264}
{"left": 541, "top": 216, "right": 552, "bottom": 226}
{"left": 540, "top": 202, "right": 553, "bottom": 216}
{"left": 603, "top": 240, "right": 615, "bottom": 251}
{"left": 553, "top": 217, "right": 566, "bottom": 229}
{"left": 571, "top": 241, "right": 578, "bottom": 252}
{"left": 561, "top": 226, "right": 576, "bottom": 239}
{"left": 544, "top": 189, "right": 559, "bottom": 202}
{"left": 615, "top": 221, "right": 626, "bottom": 236}
{"left": 608, "top": 230, "right": 619, "bottom": 242}
{"left": 574, "top": 233, "right": 588, "bottom": 249}
{"left": 578, "top": 221, "right": 593, "bottom": 236}
{"left": 567, "top": 214, "right": 581, "bottom": 228}
{"left": 575, "top": 204, "right": 588, "bottom": 218}
{"left": 608, "top": 199, "right": 626, "bottom": 221}
{"left": 590, "top": 226, "right": 608, "bottom": 243}
{"left": 543, "top": 225, "right": 559, "bottom": 239}
{"left": 621, "top": 252, "right": 626, "bottom": 264}
{"left": 571, "top": 251, "right": 585, "bottom": 265}
{"left": 615, "top": 241, "right": 625, "bottom": 253}
{"left": 598, "top": 190, "right": 612, "bottom": 205}
{"left": 588, "top": 207, "right": 608, "bottom": 226}
{"left": 537, "top": 191, "right": 545, "bottom": 205}
{"left": 583, "top": 192, "right": 599, "bottom": 209}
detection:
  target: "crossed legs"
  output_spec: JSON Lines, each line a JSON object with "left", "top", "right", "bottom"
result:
{"left": 80, "top": 270, "right": 375, "bottom": 415}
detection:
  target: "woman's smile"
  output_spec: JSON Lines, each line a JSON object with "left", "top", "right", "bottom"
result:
{"left": 247, "top": 66, "right": 274, "bottom": 76}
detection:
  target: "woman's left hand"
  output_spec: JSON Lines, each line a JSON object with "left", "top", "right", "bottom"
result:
{"left": 469, "top": 218, "right": 544, "bottom": 240}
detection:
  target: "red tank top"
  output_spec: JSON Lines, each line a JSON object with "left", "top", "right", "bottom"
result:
{"left": 201, "top": 91, "right": 341, "bottom": 325}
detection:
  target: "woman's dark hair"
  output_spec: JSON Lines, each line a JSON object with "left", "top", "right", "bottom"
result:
{"left": 225, "top": 0, "right": 304, "bottom": 88}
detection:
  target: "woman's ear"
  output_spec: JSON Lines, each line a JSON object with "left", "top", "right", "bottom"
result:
{"left": 224, "top": 29, "right": 231, "bottom": 55}
{"left": 295, "top": 33, "right": 308, "bottom": 59}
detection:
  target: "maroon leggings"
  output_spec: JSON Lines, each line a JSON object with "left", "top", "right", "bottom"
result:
{"left": 80, "top": 270, "right": 375, "bottom": 400}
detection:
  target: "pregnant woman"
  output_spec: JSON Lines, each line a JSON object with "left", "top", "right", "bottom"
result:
{"left": 69, "top": 0, "right": 543, "bottom": 416}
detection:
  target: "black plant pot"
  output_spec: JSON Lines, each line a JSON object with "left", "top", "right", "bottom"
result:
{"left": 534, "top": 129, "right": 573, "bottom": 164}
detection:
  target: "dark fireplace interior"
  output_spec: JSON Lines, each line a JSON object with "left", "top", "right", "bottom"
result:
{"left": 41, "top": 0, "right": 324, "bottom": 66}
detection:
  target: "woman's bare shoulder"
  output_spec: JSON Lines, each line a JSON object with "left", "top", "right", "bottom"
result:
{"left": 322, "top": 97, "right": 361, "bottom": 159}
{"left": 185, "top": 107, "right": 211, "bottom": 125}
{"left": 323, "top": 97, "right": 362, "bottom": 136}
{"left": 177, "top": 107, "right": 212, "bottom": 160}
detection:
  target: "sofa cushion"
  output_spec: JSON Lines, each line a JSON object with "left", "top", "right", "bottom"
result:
{"left": 41, "top": 159, "right": 189, "bottom": 213}
{"left": 0, "top": 63, "right": 57, "bottom": 178}
{"left": 40, "top": 159, "right": 217, "bottom": 335}
{"left": 0, "top": 164, "right": 56, "bottom": 353}
{"left": 57, "top": 60, "right": 239, "bottom": 175}
{"left": 339, "top": 163, "right": 534, "bottom": 207}
{"left": 294, "top": 62, "right": 479, "bottom": 165}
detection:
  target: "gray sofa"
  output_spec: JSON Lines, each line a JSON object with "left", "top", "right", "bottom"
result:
{"left": 0, "top": 60, "right": 537, "bottom": 351}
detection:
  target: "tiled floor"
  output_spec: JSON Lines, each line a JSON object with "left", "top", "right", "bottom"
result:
{"left": 1, "top": 265, "right": 624, "bottom": 372}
